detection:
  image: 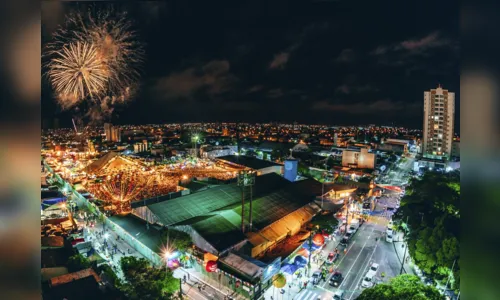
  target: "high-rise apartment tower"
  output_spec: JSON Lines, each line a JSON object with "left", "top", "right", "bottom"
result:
{"left": 422, "top": 84, "right": 455, "bottom": 160}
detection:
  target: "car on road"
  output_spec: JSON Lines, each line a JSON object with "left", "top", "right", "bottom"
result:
{"left": 367, "top": 263, "right": 379, "bottom": 277}
{"left": 361, "top": 274, "right": 375, "bottom": 288}
{"left": 329, "top": 271, "right": 343, "bottom": 287}
{"left": 346, "top": 225, "right": 356, "bottom": 235}
{"left": 311, "top": 271, "right": 322, "bottom": 285}
{"left": 340, "top": 236, "right": 349, "bottom": 246}
{"left": 333, "top": 290, "right": 344, "bottom": 300}
{"left": 386, "top": 227, "right": 393, "bottom": 236}
{"left": 345, "top": 232, "right": 352, "bottom": 239}
{"left": 386, "top": 233, "right": 393, "bottom": 243}
{"left": 326, "top": 252, "right": 338, "bottom": 264}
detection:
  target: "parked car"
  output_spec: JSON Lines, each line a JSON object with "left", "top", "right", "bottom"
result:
{"left": 367, "top": 263, "right": 379, "bottom": 277}
{"left": 386, "top": 233, "right": 393, "bottom": 243}
{"left": 329, "top": 272, "right": 343, "bottom": 287}
{"left": 386, "top": 227, "right": 393, "bottom": 236}
{"left": 361, "top": 274, "right": 375, "bottom": 288}
{"left": 326, "top": 252, "right": 338, "bottom": 264}
{"left": 333, "top": 290, "right": 344, "bottom": 300}
{"left": 311, "top": 271, "right": 322, "bottom": 285}
{"left": 340, "top": 237, "right": 349, "bottom": 246}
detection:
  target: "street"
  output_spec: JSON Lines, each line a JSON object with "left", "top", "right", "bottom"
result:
{"left": 264, "top": 204, "right": 407, "bottom": 300}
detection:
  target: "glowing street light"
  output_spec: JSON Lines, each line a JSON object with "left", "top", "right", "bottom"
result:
{"left": 164, "top": 251, "right": 171, "bottom": 259}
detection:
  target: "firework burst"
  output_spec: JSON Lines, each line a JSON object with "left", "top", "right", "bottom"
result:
{"left": 47, "top": 41, "right": 109, "bottom": 108}
{"left": 44, "top": 6, "right": 144, "bottom": 112}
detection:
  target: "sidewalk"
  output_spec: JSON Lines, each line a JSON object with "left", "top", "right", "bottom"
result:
{"left": 79, "top": 216, "right": 146, "bottom": 280}
{"left": 175, "top": 267, "right": 247, "bottom": 300}
{"left": 261, "top": 230, "right": 344, "bottom": 300}
{"left": 392, "top": 231, "right": 415, "bottom": 276}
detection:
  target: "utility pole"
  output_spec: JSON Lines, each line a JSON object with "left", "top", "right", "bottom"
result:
{"left": 241, "top": 185, "right": 245, "bottom": 233}
{"left": 344, "top": 198, "right": 350, "bottom": 234}
{"left": 444, "top": 259, "right": 457, "bottom": 292}
{"left": 400, "top": 239, "right": 408, "bottom": 275}
{"left": 249, "top": 183, "right": 253, "bottom": 231}
{"left": 321, "top": 172, "right": 325, "bottom": 210}
{"left": 307, "top": 230, "right": 314, "bottom": 276}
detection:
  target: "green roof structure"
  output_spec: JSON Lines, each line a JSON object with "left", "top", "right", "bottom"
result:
{"left": 168, "top": 176, "right": 322, "bottom": 253}
{"left": 147, "top": 173, "right": 289, "bottom": 226}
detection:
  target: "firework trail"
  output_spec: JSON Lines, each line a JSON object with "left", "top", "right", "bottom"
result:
{"left": 44, "top": 6, "right": 144, "bottom": 115}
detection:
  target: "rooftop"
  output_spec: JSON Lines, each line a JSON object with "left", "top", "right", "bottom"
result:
{"left": 148, "top": 173, "right": 289, "bottom": 226}
{"left": 108, "top": 214, "right": 163, "bottom": 253}
{"left": 218, "top": 155, "right": 281, "bottom": 170}
{"left": 50, "top": 268, "right": 101, "bottom": 287}
{"left": 173, "top": 177, "right": 319, "bottom": 252}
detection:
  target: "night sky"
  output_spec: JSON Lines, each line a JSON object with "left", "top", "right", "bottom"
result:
{"left": 42, "top": 1, "right": 459, "bottom": 130}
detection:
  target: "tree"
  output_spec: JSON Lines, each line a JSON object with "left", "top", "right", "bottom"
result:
{"left": 246, "top": 150, "right": 257, "bottom": 157}
{"left": 271, "top": 149, "right": 281, "bottom": 161}
{"left": 119, "top": 256, "right": 179, "bottom": 300}
{"left": 358, "top": 176, "right": 372, "bottom": 184}
{"left": 394, "top": 173, "right": 460, "bottom": 290}
{"left": 263, "top": 152, "right": 269, "bottom": 161}
{"left": 309, "top": 213, "right": 339, "bottom": 234}
{"left": 357, "top": 274, "right": 444, "bottom": 300}
{"left": 160, "top": 228, "right": 193, "bottom": 253}
{"left": 67, "top": 254, "right": 92, "bottom": 272}
{"left": 325, "top": 156, "right": 335, "bottom": 168}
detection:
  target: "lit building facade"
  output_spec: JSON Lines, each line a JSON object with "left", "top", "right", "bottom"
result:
{"left": 422, "top": 85, "right": 455, "bottom": 160}
{"left": 342, "top": 148, "right": 376, "bottom": 169}
{"left": 104, "top": 123, "right": 112, "bottom": 141}
{"left": 111, "top": 127, "right": 121, "bottom": 143}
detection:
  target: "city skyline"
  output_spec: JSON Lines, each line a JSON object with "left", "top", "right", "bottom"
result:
{"left": 42, "top": 1, "right": 460, "bottom": 129}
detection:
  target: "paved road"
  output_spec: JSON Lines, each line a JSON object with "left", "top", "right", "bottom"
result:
{"left": 315, "top": 208, "right": 407, "bottom": 299}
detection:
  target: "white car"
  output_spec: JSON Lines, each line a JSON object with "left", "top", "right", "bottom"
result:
{"left": 361, "top": 274, "right": 375, "bottom": 288}
{"left": 386, "top": 227, "right": 393, "bottom": 236}
{"left": 386, "top": 234, "right": 393, "bottom": 243}
{"left": 333, "top": 290, "right": 344, "bottom": 300}
{"left": 366, "top": 263, "right": 379, "bottom": 277}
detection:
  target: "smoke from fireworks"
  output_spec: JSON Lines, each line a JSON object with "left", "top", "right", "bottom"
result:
{"left": 44, "top": 6, "right": 144, "bottom": 117}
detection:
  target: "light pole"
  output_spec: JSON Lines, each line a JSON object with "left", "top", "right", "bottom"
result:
{"left": 307, "top": 229, "right": 314, "bottom": 277}
{"left": 400, "top": 238, "right": 407, "bottom": 275}
{"left": 344, "top": 198, "right": 350, "bottom": 234}
{"left": 321, "top": 172, "right": 326, "bottom": 210}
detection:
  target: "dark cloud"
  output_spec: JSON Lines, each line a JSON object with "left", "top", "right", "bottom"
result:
{"left": 154, "top": 60, "right": 236, "bottom": 100}
{"left": 267, "top": 88, "right": 284, "bottom": 98}
{"left": 334, "top": 48, "right": 356, "bottom": 63}
{"left": 312, "top": 99, "right": 420, "bottom": 114}
{"left": 371, "top": 31, "right": 455, "bottom": 57}
{"left": 335, "top": 84, "right": 378, "bottom": 95}
{"left": 269, "top": 52, "right": 290, "bottom": 69}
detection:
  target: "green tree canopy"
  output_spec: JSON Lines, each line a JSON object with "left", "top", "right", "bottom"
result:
{"left": 119, "top": 256, "right": 179, "bottom": 300}
{"left": 160, "top": 228, "right": 193, "bottom": 253}
{"left": 394, "top": 173, "right": 460, "bottom": 290}
{"left": 66, "top": 254, "right": 92, "bottom": 272}
{"left": 309, "top": 213, "right": 339, "bottom": 234}
{"left": 357, "top": 274, "right": 444, "bottom": 300}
